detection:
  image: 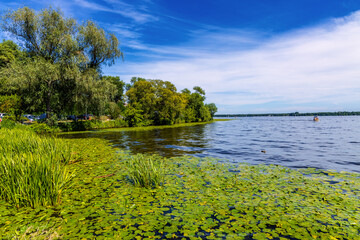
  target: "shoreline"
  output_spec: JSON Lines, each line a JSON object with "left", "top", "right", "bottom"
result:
{"left": 57, "top": 118, "right": 231, "bottom": 135}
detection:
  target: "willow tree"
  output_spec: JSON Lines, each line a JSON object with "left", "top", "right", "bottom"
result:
{"left": 79, "top": 21, "right": 123, "bottom": 70}
{"left": 1, "top": 7, "right": 123, "bottom": 117}
{"left": 0, "top": 40, "right": 25, "bottom": 96}
{"left": 0, "top": 40, "right": 25, "bottom": 68}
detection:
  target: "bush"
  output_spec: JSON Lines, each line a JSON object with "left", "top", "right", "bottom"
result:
{"left": 101, "top": 119, "right": 127, "bottom": 129}
{"left": 0, "top": 128, "right": 72, "bottom": 207}
{"left": 30, "top": 123, "right": 61, "bottom": 134}
{"left": 0, "top": 118, "right": 16, "bottom": 129}
{"left": 57, "top": 121, "right": 73, "bottom": 131}
{"left": 58, "top": 119, "right": 127, "bottom": 132}
{"left": 125, "top": 154, "right": 164, "bottom": 188}
{"left": 99, "top": 115, "right": 109, "bottom": 121}
{"left": 45, "top": 114, "right": 59, "bottom": 127}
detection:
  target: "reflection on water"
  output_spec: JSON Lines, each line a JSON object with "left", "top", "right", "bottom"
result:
{"left": 61, "top": 116, "right": 360, "bottom": 173}
{"left": 62, "top": 124, "right": 210, "bottom": 157}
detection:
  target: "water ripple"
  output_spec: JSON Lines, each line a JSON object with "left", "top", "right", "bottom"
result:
{"left": 61, "top": 116, "right": 360, "bottom": 173}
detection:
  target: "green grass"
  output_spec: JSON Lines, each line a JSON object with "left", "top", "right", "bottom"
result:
{"left": 0, "top": 128, "right": 73, "bottom": 208}
{"left": 58, "top": 119, "right": 225, "bottom": 135}
{"left": 125, "top": 154, "right": 165, "bottom": 188}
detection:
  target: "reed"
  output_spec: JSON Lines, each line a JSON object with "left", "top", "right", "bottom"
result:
{"left": 125, "top": 154, "right": 165, "bottom": 188}
{"left": 0, "top": 128, "right": 72, "bottom": 207}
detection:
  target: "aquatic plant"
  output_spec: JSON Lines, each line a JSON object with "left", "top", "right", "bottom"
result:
{"left": 1, "top": 137, "right": 359, "bottom": 239}
{"left": 0, "top": 128, "right": 72, "bottom": 207}
{"left": 125, "top": 154, "right": 165, "bottom": 188}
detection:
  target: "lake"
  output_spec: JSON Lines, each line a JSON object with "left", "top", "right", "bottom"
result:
{"left": 61, "top": 116, "right": 360, "bottom": 173}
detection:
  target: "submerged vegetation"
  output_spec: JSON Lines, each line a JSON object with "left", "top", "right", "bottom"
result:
{"left": 0, "top": 127, "right": 359, "bottom": 239}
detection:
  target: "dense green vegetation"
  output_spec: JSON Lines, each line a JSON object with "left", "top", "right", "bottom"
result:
{"left": 0, "top": 7, "right": 217, "bottom": 128}
{"left": 0, "top": 128, "right": 359, "bottom": 239}
{"left": 125, "top": 77, "right": 216, "bottom": 126}
{"left": 0, "top": 127, "right": 72, "bottom": 208}
{"left": 0, "top": 7, "right": 122, "bottom": 118}
{"left": 216, "top": 111, "right": 360, "bottom": 117}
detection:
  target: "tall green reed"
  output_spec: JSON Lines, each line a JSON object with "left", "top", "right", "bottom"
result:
{"left": 0, "top": 128, "right": 72, "bottom": 208}
{"left": 125, "top": 154, "right": 165, "bottom": 188}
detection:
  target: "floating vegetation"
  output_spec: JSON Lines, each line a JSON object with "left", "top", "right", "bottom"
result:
{"left": 0, "top": 137, "right": 359, "bottom": 239}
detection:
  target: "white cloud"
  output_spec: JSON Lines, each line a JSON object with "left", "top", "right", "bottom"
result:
{"left": 74, "top": 0, "right": 157, "bottom": 23}
{"left": 107, "top": 11, "right": 360, "bottom": 113}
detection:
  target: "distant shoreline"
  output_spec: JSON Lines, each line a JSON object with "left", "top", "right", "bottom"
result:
{"left": 215, "top": 111, "right": 360, "bottom": 117}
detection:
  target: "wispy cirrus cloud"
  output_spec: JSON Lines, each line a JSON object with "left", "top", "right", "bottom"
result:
{"left": 74, "top": 0, "right": 157, "bottom": 23}
{"left": 106, "top": 11, "right": 360, "bottom": 114}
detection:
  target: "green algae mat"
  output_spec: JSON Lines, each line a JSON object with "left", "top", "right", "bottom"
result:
{"left": 1, "top": 138, "right": 359, "bottom": 239}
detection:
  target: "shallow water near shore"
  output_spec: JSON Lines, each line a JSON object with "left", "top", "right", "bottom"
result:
{"left": 61, "top": 116, "right": 360, "bottom": 173}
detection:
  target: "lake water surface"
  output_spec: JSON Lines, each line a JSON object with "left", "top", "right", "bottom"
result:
{"left": 62, "top": 116, "right": 360, "bottom": 173}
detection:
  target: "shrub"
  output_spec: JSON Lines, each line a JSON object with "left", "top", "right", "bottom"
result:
{"left": 30, "top": 123, "right": 61, "bottom": 134}
{"left": 58, "top": 119, "right": 127, "bottom": 132}
{"left": 99, "top": 115, "right": 109, "bottom": 121}
{"left": 125, "top": 154, "right": 164, "bottom": 188}
{"left": 0, "top": 118, "right": 16, "bottom": 129}
{"left": 88, "top": 119, "right": 104, "bottom": 129}
{"left": 57, "top": 121, "right": 73, "bottom": 131}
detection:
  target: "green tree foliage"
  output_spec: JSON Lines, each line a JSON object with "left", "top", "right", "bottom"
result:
{"left": 2, "top": 7, "right": 78, "bottom": 63}
{"left": 0, "top": 40, "right": 25, "bottom": 95}
{"left": 206, "top": 103, "right": 218, "bottom": 118}
{"left": 0, "top": 7, "right": 123, "bottom": 118}
{"left": 182, "top": 86, "right": 213, "bottom": 122}
{"left": 124, "top": 105, "right": 145, "bottom": 127}
{"left": 106, "top": 102, "right": 122, "bottom": 119}
{"left": 125, "top": 78, "right": 216, "bottom": 126}
{"left": 102, "top": 76, "right": 125, "bottom": 102}
{"left": 0, "top": 95, "right": 21, "bottom": 119}
{"left": 72, "top": 69, "right": 118, "bottom": 116}
{"left": 126, "top": 77, "right": 156, "bottom": 122}
{"left": 2, "top": 58, "right": 61, "bottom": 115}
{"left": 152, "top": 80, "right": 186, "bottom": 125}
{"left": 79, "top": 21, "right": 123, "bottom": 70}
{"left": 0, "top": 40, "right": 24, "bottom": 68}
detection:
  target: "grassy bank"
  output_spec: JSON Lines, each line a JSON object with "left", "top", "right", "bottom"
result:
{"left": 0, "top": 128, "right": 73, "bottom": 208}
{"left": 58, "top": 119, "right": 229, "bottom": 135}
{"left": 0, "top": 132, "right": 359, "bottom": 239}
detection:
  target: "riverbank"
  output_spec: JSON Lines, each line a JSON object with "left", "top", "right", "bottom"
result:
{"left": 58, "top": 119, "right": 230, "bottom": 135}
{"left": 0, "top": 132, "right": 359, "bottom": 239}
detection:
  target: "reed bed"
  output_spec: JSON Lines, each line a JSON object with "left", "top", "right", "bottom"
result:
{"left": 125, "top": 154, "right": 165, "bottom": 188}
{"left": 0, "top": 128, "right": 72, "bottom": 207}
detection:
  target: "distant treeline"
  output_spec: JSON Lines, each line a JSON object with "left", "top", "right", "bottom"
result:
{"left": 216, "top": 111, "right": 360, "bottom": 117}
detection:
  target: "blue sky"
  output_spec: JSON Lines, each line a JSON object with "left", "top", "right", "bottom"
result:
{"left": 1, "top": 0, "right": 360, "bottom": 114}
